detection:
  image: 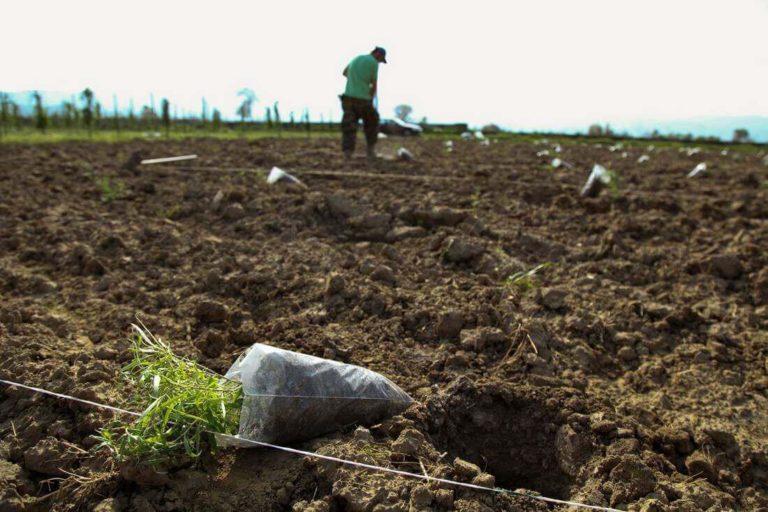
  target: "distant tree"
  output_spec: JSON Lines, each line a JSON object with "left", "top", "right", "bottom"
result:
{"left": 128, "top": 99, "right": 136, "bottom": 129}
{"left": 141, "top": 105, "right": 158, "bottom": 127}
{"left": 61, "top": 101, "right": 77, "bottom": 129}
{"left": 0, "top": 93, "right": 11, "bottom": 137}
{"left": 32, "top": 91, "right": 48, "bottom": 133}
{"left": 289, "top": 111, "right": 295, "bottom": 128}
{"left": 587, "top": 124, "right": 603, "bottom": 137}
{"left": 112, "top": 95, "right": 120, "bottom": 134}
{"left": 9, "top": 102, "right": 21, "bottom": 129}
{"left": 273, "top": 102, "right": 281, "bottom": 126}
{"left": 94, "top": 102, "right": 102, "bottom": 129}
{"left": 733, "top": 128, "right": 750, "bottom": 143}
{"left": 303, "top": 108, "right": 311, "bottom": 137}
{"left": 394, "top": 104, "right": 413, "bottom": 121}
{"left": 236, "top": 88, "right": 256, "bottom": 126}
{"left": 265, "top": 108, "right": 273, "bottom": 128}
{"left": 212, "top": 109, "right": 222, "bottom": 131}
{"left": 201, "top": 97, "right": 208, "bottom": 126}
{"left": 10, "top": 103, "right": 21, "bottom": 129}
{"left": 81, "top": 88, "right": 94, "bottom": 135}
{"left": 161, "top": 98, "right": 171, "bottom": 135}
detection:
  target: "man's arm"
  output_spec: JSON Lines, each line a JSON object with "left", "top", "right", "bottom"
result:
{"left": 370, "top": 79, "right": 377, "bottom": 98}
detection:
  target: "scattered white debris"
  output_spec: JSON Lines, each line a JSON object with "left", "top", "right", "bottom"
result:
{"left": 637, "top": 155, "right": 650, "bottom": 164}
{"left": 479, "top": 139, "right": 491, "bottom": 146}
{"left": 536, "top": 150, "right": 550, "bottom": 157}
{"left": 267, "top": 166, "right": 306, "bottom": 188}
{"left": 397, "top": 147, "right": 415, "bottom": 161}
{"left": 141, "top": 154, "right": 198, "bottom": 165}
{"left": 687, "top": 162, "right": 707, "bottom": 178}
{"left": 474, "top": 130, "right": 486, "bottom": 140}
{"left": 552, "top": 158, "right": 562, "bottom": 168}
{"left": 553, "top": 144, "right": 562, "bottom": 153}
{"left": 621, "top": 152, "right": 628, "bottom": 159}
{"left": 608, "top": 143, "right": 623, "bottom": 152}
{"left": 391, "top": 118, "right": 424, "bottom": 134}
{"left": 444, "top": 140, "right": 454, "bottom": 152}
{"left": 377, "top": 132, "right": 388, "bottom": 139}
{"left": 683, "top": 147, "right": 701, "bottom": 156}
{"left": 720, "top": 149, "right": 728, "bottom": 156}
{"left": 461, "top": 132, "right": 473, "bottom": 140}
{"left": 647, "top": 145, "right": 655, "bottom": 152}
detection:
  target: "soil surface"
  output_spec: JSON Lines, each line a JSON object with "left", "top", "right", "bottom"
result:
{"left": 0, "top": 136, "right": 767, "bottom": 511}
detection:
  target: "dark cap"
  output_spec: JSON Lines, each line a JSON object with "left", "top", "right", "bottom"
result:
{"left": 372, "top": 46, "right": 387, "bottom": 63}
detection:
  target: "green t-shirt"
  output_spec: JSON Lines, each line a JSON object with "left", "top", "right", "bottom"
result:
{"left": 344, "top": 54, "right": 379, "bottom": 100}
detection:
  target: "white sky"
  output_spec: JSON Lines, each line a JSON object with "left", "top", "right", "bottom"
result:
{"left": 2, "top": 0, "right": 767, "bottom": 129}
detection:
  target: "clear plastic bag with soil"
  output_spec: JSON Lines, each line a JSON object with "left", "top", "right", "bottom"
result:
{"left": 223, "top": 343, "right": 414, "bottom": 445}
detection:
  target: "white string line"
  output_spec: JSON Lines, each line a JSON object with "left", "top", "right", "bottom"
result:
{"left": 241, "top": 393, "right": 414, "bottom": 402}
{"left": 0, "top": 378, "right": 621, "bottom": 512}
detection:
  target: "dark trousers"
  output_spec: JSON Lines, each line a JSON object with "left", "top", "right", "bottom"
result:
{"left": 340, "top": 95, "right": 379, "bottom": 153}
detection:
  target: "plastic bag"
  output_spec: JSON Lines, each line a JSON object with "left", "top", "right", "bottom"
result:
{"left": 687, "top": 162, "right": 707, "bottom": 178}
{"left": 397, "top": 147, "right": 415, "bottom": 161}
{"left": 224, "top": 344, "right": 414, "bottom": 445}
{"left": 266, "top": 166, "right": 306, "bottom": 188}
{"left": 580, "top": 164, "right": 612, "bottom": 197}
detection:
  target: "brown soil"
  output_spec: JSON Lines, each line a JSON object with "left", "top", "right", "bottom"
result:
{"left": 0, "top": 136, "right": 767, "bottom": 511}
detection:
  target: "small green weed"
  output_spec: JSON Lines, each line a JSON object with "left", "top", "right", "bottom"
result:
{"left": 161, "top": 204, "right": 183, "bottom": 219}
{"left": 95, "top": 175, "right": 125, "bottom": 203}
{"left": 603, "top": 169, "right": 621, "bottom": 198}
{"left": 471, "top": 189, "right": 482, "bottom": 208}
{"left": 94, "top": 324, "right": 243, "bottom": 466}
{"left": 505, "top": 263, "right": 551, "bottom": 293}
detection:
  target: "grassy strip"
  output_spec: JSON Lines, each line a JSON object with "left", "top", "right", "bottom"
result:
{"left": 0, "top": 128, "right": 338, "bottom": 144}
{"left": 95, "top": 324, "right": 242, "bottom": 466}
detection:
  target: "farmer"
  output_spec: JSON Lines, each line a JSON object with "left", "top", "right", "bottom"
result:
{"left": 340, "top": 46, "right": 387, "bottom": 161}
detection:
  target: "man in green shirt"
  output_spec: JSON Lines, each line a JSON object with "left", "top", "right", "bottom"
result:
{"left": 340, "top": 47, "right": 387, "bottom": 161}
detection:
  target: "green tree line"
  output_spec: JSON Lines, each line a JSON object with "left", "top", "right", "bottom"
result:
{"left": 0, "top": 89, "right": 335, "bottom": 140}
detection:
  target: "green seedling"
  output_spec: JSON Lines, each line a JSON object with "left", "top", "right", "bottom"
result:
{"left": 95, "top": 175, "right": 125, "bottom": 203}
{"left": 162, "top": 205, "right": 183, "bottom": 220}
{"left": 604, "top": 169, "right": 622, "bottom": 198}
{"left": 94, "top": 324, "right": 243, "bottom": 466}
{"left": 505, "top": 263, "right": 551, "bottom": 293}
{"left": 471, "top": 189, "right": 482, "bottom": 208}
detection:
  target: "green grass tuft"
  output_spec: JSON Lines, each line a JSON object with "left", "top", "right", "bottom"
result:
{"left": 505, "top": 263, "right": 551, "bottom": 293}
{"left": 94, "top": 175, "right": 125, "bottom": 203}
{"left": 94, "top": 324, "right": 242, "bottom": 466}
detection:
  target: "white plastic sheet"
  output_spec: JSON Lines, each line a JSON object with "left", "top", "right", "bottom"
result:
{"left": 581, "top": 164, "right": 612, "bottom": 197}
{"left": 224, "top": 344, "right": 413, "bottom": 444}
{"left": 267, "top": 166, "right": 305, "bottom": 188}
{"left": 687, "top": 162, "right": 707, "bottom": 178}
{"left": 397, "top": 147, "right": 415, "bottom": 161}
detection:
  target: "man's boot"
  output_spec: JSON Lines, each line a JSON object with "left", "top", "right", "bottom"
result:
{"left": 366, "top": 145, "right": 377, "bottom": 163}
